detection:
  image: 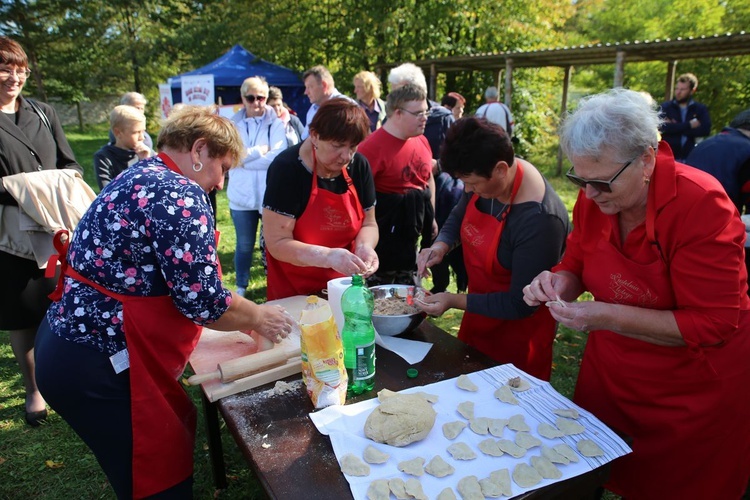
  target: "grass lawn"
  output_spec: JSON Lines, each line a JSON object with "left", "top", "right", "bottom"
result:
{"left": 0, "top": 125, "right": 601, "bottom": 499}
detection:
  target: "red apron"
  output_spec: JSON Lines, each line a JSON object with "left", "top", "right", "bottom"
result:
{"left": 574, "top": 185, "right": 750, "bottom": 499}
{"left": 458, "top": 164, "right": 556, "bottom": 380}
{"left": 46, "top": 154, "right": 218, "bottom": 498}
{"left": 266, "top": 151, "right": 364, "bottom": 300}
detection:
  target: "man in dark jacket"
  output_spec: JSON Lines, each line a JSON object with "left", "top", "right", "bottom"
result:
{"left": 685, "top": 108, "right": 750, "bottom": 214}
{"left": 659, "top": 73, "right": 711, "bottom": 161}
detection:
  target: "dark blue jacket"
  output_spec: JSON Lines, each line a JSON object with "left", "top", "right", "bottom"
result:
{"left": 685, "top": 127, "right": 750, "bottom": 213}
{"left": 659, "top": 99, "right": 711, "bottom": 160}
{"left": 424, "top": 101, "right": 454, "bottom": 160}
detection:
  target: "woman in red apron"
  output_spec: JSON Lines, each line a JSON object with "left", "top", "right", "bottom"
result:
{"left": 416, "top": 118, "right": 570, "bottom": 380}
{"left": 263, "top": 98, "right": 379, "bottom": 300}
{"left": 35, "top": 107, "right": 294, "bottom": 499}
{"left": 525, "top": 89, "right": 750, "bottom": 499}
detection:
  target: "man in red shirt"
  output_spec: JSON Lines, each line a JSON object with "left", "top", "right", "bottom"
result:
{"left": 358, "top": 83, "right": 436, "bottom": 285}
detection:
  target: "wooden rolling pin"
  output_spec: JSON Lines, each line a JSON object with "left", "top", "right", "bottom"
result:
{"left": 188, "top": 343, "right": 295, "bottom": 385}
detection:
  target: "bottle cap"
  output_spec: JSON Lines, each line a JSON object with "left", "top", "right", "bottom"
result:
{"left": 406, "top": 368, "right": 418, "bottom": 378}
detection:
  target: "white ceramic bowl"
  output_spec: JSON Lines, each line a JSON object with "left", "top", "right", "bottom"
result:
{"left": 369, "top": 284, "right": 426, "bottom": 337}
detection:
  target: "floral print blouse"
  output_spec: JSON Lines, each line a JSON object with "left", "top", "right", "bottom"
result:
{"left": 46, "top": 157, "right": 231, "bottom": 355}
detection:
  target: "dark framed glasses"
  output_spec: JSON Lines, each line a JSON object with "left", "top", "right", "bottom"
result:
{"left": 244, "top": 94, "right": 267, "bottom": 103}
{"left": 566, "top": 156, "right": 638, "bottom": 193}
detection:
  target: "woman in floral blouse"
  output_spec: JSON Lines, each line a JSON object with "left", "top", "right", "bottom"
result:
{"left": 34, "top": 106, "right": 295, "bottom": 499}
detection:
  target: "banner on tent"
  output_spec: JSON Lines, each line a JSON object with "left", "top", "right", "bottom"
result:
{"left": 181, "top": 75, "right": 215, "bottom": 106}
{"left": 159, "top": 84, "right": 174, "bottom": 118}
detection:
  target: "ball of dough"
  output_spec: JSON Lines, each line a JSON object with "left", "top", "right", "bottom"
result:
{"left": 364, "top": 393, "right": 436, "bottom": 447}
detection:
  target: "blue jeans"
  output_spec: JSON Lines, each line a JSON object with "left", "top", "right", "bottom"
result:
{"left": 230, "top": 209, "right": 260, "bottom": 289}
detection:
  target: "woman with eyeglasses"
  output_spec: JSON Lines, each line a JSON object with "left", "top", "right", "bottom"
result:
{"left": 35, "top": 106, "right": 295, "bottom": 499}
{"left": 415, "top": 117, "right": 569, "bottom": 380}
{"left": 263, "top": 98, "right": 379, "bottom": 300}
{"left": 0, "top": 36, "right": 82, "bottom": 427}
{"left": 227, "top": 76, "right": 286, "bottom": 296}
{"left": 523, "top": 89, "right": 750, "bottom": 499}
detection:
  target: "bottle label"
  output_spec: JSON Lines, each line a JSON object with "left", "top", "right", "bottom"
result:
{"left": 354, "top": 340, "right": 376, "bottom": 381}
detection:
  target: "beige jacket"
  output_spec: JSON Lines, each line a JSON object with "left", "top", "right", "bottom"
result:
{"left": 0, "top": 169, "right": 96, "bottom": 268}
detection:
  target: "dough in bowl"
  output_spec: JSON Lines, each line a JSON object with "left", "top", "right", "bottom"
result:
{"left": 364, "top": 393, "right": 437, "bottom": 446}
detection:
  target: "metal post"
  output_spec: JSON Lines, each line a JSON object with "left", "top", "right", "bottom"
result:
{"left": 614, "top": 51, "right": 625, "bottom": 88}
{"left": 556, "top": 65, "right": 573, "bottom": 176}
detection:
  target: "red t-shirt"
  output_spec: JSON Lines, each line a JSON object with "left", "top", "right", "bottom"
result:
{"left": 357, "top": 127, "right": 432, "bottom": 194}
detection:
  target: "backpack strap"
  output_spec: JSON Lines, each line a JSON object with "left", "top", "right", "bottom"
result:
{"left": 26, "top": 98, "right": 53, "bottom": 133}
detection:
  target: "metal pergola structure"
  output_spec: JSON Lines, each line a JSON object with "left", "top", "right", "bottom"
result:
{"left": 376, "top": 31, "right": 750, "bottom": 171}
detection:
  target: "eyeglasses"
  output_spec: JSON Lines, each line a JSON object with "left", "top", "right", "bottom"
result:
{"left": 399, "top": 108, "right": 430, "bottom": 119}
{"left": 566, "top": 155, "right": 639, "bottom": 193}
{"left": 243, "top": 94, "right": 266, "bottom": 103}
{"left": 0, "top": 67, "right": 31, "bottom": 80}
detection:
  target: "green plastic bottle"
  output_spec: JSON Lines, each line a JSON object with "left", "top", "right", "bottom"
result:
{"left": 341, "top": 274, "right": 376, "bottom": 396}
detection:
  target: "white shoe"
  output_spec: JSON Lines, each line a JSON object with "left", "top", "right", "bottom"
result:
{"left": 236, "top": 287, "right": 246, "bottom": 296}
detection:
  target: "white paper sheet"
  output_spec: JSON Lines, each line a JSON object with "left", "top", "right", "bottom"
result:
{"left": 374, "top": 330, "right": 432, "bottom": 365}
{"left": 310, "top": 364, "right": 631, "bottom": 500}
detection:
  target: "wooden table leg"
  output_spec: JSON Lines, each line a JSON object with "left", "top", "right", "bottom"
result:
{"left": 201, "top": 391, "right": 227, "bottom": 490}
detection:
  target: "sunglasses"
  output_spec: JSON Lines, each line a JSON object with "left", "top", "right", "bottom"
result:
{"left": 244, "top": 94, "right": 267, "bottom": 103}
{"left": 565, "top": 156, "right": 639, "bottom": 193}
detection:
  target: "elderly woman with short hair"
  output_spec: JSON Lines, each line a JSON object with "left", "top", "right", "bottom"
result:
{"left": 228, "top": 76, "right": 286, "bottom": 296}
{"left": 524, "top": 88, "right": 750, "bottom": 499}
{"left": 35, "top": 106, "right": 295, "bottom": 499}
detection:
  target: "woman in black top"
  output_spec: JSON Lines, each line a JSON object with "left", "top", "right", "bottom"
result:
{"left": 0, "top": 36, "right": 82, "bottom": 426}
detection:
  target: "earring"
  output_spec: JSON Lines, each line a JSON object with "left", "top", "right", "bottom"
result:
{"left": 193, "top": 161, "right": 204, "bottom": 173}
{"left": 644, "top": 177, "right": 650, "bottom": 185}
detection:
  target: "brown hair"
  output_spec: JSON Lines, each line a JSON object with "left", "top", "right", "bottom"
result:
{"left": 677, "top": 73, "right": 698, "bottom": 90}
{"left": 157, "top": 105, "right": 244, "bottom": 167}
{"left": 0, "top": 36, "right": 28, "bottom": 68}
{"left": 308, "top": 98, "right": 370, "bottom": 145}
{"left": 441, "top": 117, "right": 514, "bottom": 178}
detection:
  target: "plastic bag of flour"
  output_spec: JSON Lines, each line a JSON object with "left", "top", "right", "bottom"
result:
{"left": 298, "top": 297, "right": 348, "bottom": 408}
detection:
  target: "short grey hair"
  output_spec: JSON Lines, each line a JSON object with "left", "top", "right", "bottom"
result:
{"left": 240, "top": 76, "right": 268, "bottom": 96}
{"left": 121, "top": 92, "right": 147, "bottom": 107}
{"left": 385, "top": 84, "right": 427, "bottom": 117}
{"left": 484, "top": 86, "right": 500, "bottom": 99}
{"left": 560, "top": 88, "right": 662, "bottom": 162}
{"left": 388, "top": 63, "right": 427, "bottom": 92}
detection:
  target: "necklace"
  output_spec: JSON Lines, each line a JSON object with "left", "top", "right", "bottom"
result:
{"left": 490, "top": 198, "right": 510, "bottom": 221}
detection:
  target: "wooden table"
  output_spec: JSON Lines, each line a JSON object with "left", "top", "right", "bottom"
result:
{"left": 199, "top": 321, "right": 611, "bottom": 499}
